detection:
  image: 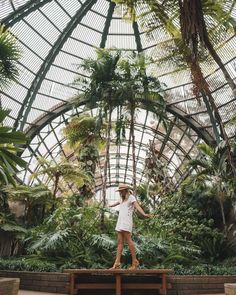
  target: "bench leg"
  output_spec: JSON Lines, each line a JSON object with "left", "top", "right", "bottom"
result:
{"left": 115, "top": 274, "right": 121, "bottom": 295}
{"left": 162, "top": 273, "right": 167, "bottom": 295}
{"left": 70, "top": 273, "right": 74, "bottom": 295}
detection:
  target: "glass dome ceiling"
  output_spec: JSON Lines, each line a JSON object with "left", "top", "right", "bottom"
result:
{"left": 1, "top": 0, "right": 236, "bottom": 195}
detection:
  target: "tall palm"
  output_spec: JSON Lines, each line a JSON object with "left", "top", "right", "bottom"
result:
{"left": 117, "top": 0, "right": 236, "bottom": 176}
{"left": 74, "top": 49, "right": 122, "bottom": 229}
{"left": 178, "top": 0, "right": 236, "bottom": 96}
{"left": 187, "top": 143, "right": 235, "bottom": 235}
{"left": 0, "top": 24, "right": 20, "bottom": 89}
{"left": 0, "top": 108, "right": 27, "bottom": 185}
{"left": 177, "top": 0, "right": 236, "bottom": 176}
{"left": 118, "top": 53, "right": 167, "bottom": 194}
{"left": 116, "top": 0, "right": 236, "bottom": 95}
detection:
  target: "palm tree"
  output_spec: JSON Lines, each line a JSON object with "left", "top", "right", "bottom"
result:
{"left": 63, "top": 114, "right": 106, "bottom": 200}
{"left": 178, "top": 0, "right": 236, "bottom": 96}
{"left": 33, "top": 159, "right": 92, "bottom": 213}
{"left": 116, "top": 0, "right": 236, "bottom": 95}
{"left": 118, "top": 53, "right": 167, "bottom": 194}
{"left": 187, "top": 142, "right": 235, "bottom": 235}
{"left": 116, "top": 0, "right": 236, "bottom": 176}
{"left": 63, "top": 114, "right": 104, "bottom": 175}
{"left": 0, "top": 24, "right": 20, "bottom": 89}
{"left": 0, "top": 108, "right": 27, "bottom": 185}
{"left": 74, "top": 49, "right": 123, "bottom": 229}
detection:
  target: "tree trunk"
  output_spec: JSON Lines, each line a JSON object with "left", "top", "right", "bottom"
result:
{"left": 218, "top": 193, "right": 227, "bottom": 235}
{"left": 189, "top": 58, "right": 236, "bottom": 178}
{"left": 204, "top": 35, "right": 236, "bottom": 96}
{"left": 130, "top": 104, "right": 137, "bottom": 195}
{"left": 197, "top": 0, "right": 236, "bottom": 97}
{"left": 101, "top": 104, "right": 112, "bottom": 231}
{"left": 51, "top": 175, "right": 59, "bottom": 213}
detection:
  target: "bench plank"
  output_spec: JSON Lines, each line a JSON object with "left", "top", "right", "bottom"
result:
{"left": 64, "top": 268, "right": 173, "bottom": 274}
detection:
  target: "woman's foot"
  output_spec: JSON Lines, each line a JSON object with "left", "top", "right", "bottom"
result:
{"left": 128, "top": 259, "right": 139, "bottom": 270}
{"left": 109, "top": 262, "right": 121, "bottom": 269}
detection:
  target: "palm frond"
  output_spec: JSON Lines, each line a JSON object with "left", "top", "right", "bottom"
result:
{"left": 90, "top": 234, "right": 116, "bottom": 250}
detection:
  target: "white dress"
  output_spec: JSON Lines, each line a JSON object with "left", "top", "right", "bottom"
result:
{"left": 115, "top": 194, "right": 136, "bottom": 233}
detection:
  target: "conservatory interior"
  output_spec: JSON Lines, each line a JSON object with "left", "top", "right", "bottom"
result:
{"left": 0, "top": 0, "right": 236, "bottom": 295}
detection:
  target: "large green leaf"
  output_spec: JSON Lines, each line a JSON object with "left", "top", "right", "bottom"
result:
{"left": 0, "top": 109, "right": 10, "bottom": 123}
{"left": 0, "top": 223, "right": 27, "bottom": 233}
{"left": 0, "top": 131, "right": 27, "bottom": 144}
{"left": 0, "top": 148, "right": 27, "bottom": 168}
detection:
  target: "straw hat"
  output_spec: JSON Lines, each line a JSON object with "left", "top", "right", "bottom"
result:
{"left": 116, "top": 183, "right": 131, "bottom": 192}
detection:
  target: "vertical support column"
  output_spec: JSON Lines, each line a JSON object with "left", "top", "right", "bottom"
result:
{"left": 162, "top": 273, "right": 167, "bottom": 295}
{"left": 115, "top": 274, "right": 121, "bottom": 295}
{"left": 70, "top": 273, "right": 74, "bottom": 295}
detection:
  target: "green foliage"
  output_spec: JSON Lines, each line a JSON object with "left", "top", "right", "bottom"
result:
{"left": 4, "top": 184, "right": 53, "bottom": 227}
{"left": 199, "top": 235, "right": 236, "bottom": 264}
{"left": 0, "top": 257, "right": 57, "bottom": 272}
{"left": 169, "top": 263, "right": 236, "bottom": 275}
{"left": 0, "top": 108, "right": 27, "bottom": 185}
{"left": 24, "top": 205, "right": 114, "bottom": 268}
{"left": 0, "top": 25, "right": 20, "bottom": 89}
{"left": 63, "top": 114, "right": 104, "bottom": 147}
{"left": 186, "top": 142, "right": 236, "bottom": 234}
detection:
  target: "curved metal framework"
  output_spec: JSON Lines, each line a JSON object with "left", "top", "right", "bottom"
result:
{"left": 1, "top": 0, "right": 236, "bottom": 196}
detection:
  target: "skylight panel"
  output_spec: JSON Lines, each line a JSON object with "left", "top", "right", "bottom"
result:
{"left": 106, "top": 35, "right": 136, "bottom": 50}
{"left": 62, "top": 37, "right": 97, "bottom": 58}
{"left": 11, "top": 21, "right": 52, "bottom": 59}
{"left": 81, "top": 10, "right": 106, "bottom": 31}
{"left": 71, "top": 24, "right": 102, "bottom": 47}
{"left": 57, "top": 0, "right": 81, "bottom": 17}
{"left": 40, "top": 0, "right": 71, "bottom": 31}
{"left": 25, "top": 9, "right": 61, "bottom": 45}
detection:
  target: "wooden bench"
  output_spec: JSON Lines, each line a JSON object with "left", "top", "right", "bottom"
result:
{"left": 64, "top": 268, "right": 173, "bottom": 295}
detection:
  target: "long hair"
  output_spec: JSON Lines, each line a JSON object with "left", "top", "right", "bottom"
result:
{"left": 120, "top": 189, "right": 129, "bottom": 201}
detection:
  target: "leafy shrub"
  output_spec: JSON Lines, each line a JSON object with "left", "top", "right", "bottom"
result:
{"left": 0, "top": 257, "right": 57, "bottom": 272}
{"left": 162, "top": 263, "right": 236, "bottom": 275}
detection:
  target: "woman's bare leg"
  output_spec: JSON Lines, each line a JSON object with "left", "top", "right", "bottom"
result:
{"left": 123, "top": 231, "right": 138, "bottom": 268}
{"left": 111, "top": 232, "right": 124, "bottom": 268}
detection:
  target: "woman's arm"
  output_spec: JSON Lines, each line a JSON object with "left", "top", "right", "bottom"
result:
{"left": 133, "top": 201, "right": 151, "bottom": 218}
{"left": 109, "top": 201, "right": 120, "bottom": 208}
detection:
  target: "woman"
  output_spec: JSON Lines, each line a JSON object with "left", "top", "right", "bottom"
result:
{"left": 109, "top": 183, "right": 151, "bottom": 270}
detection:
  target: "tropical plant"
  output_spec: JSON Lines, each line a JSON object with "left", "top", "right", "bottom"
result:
{"left": 63, "top": 114, "right": 105, "bottom": 174}
{"left": 32, "top": 159, "right": 92, "bottom": 213}
{"left": 0, "top": 24, "right": 20, "bottom": 89}
{"left": 144, "top": 142, "right": 172, "bottom": 196}
{"left": 0, "top": 108, "right": 27, "bottom": 185}
{"left": 115, "top": 0, "right": 236, "bottom": 95}
{"left": 74, "top": 49, "right": 122, "bottom": 223}
{"left": 0, "top": 212, "right": 27, "bottom": 256}
{"left": 4, "top": 184, "right": 52, "bottom": 226}
{"left": 115, "top": 0, "right": 236, "bottom": 176}
{"left": 63, "top": 114, "right": 105, "bottom": 200}
{"left": 118, "top": 53, "right": 167, "bottom": 193}
{"left": 187, "top": 142, "right": 236, "bottom": 234}
{"left": 25, "top": 204, "right": 116, "bottom": 268}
